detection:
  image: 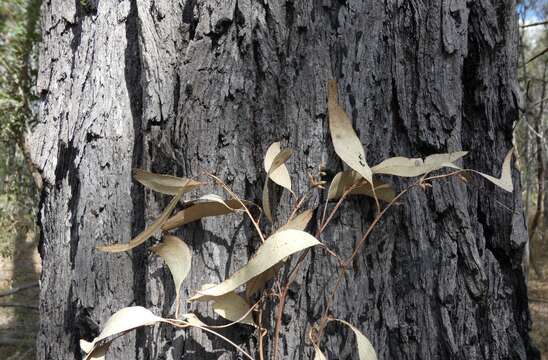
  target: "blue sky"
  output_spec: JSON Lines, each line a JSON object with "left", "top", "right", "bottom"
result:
{"left": 517, "top": 1, "right": 546, "bottom": 23}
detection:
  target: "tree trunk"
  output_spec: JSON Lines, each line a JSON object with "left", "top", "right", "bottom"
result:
{"left": 30, "top": 0, "right": 538, "bottom": 359}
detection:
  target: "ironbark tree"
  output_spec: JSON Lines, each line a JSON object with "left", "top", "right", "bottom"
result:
{"left": 30, "top": 0, "right": 538, "bottom": 359}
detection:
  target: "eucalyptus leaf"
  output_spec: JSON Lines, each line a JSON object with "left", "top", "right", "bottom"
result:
{"left": 327, "top": 170, "right": 396, "bottom": 203}
{"left": 473, "top": 148, "right": 514, "bottom": 192}
{"left": 277, "top": 209, "right": 315, "bottom": 233}
{"left": 152, "top": 235, "right": 192, "bottom": 316}
{"left": 80, "top": 307, "right": 164, "bottom": 360}
{"left": 335, "top": 319, "right": 377, "bottom": 360}
{"left": 212, "top": 292, "right": 256, "bottom": 327}
{"left": 263, "top": 147, "right": 294, "bottom": 222}
{"left": 264, "top": 142, "right": 292, "bottom": 193}
{"left": 327, "top": 80, "right": 372, "bottom": 184}
{"left": 97, "top": 191, "right": 183, "bottom": 252}
{"left": 181, "top": 313, "right": 207, "bottom": 327}
{"left": 246, "top": 209, "right": 315, "bottom": 298}
{"left": 371, "top": 151, "right": 467, "bottom": 177}
{"left": 190, "top": 229, "right": 320, "bottom": 300}
{"left": 313, "top": 343, "right": 328, "bottom": 360}
{"left": 162, "top": 195, "right": 245, "bottom": 230}
{"left": 133, "top": 169, "right": 201, "bottom": 195}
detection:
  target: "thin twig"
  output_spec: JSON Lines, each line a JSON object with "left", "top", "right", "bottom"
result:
{"left": 0, "top": 302, "right": 38, "bottom": 310}
{"left": 288, "top": 189, "right": 311, "bottom": 221}
{"left": 531, "top": 95, "right": 548, "bottom": 107}
{"left": 317, "top": 170, "right": 464, "bottom": 338}
{"left": 206, "top": 172, "right": 265, "bottom": 243}
{"left": 527, "top": 47, "right": 548, "bottom": 64}
{"left": 521, "top": 20, "right": 548, "bottom": 28}
{"left": 271, "top": 185, "right": 355, "bottom": 360}
{"left": 0, "top": 282, "right": 38, "bottom": 297}
{"left": 529, "top": 297, "right": 548, "bottom": 304}
{"left": 258, "top": 301, "right": 266, "bottom": 360}
{"left": 197, "top": 300, "right": 261, "bottom": 329}
{"left": 165, "top": 318, "right": 256, "bottom": 360}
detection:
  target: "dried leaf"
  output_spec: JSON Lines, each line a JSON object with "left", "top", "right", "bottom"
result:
{"left": 327, "top": 80, "right": 372, "bottom": 184}
{"left": 181, "top": 313, "right": 207, "bottom": 327}
{"left": 133, "top": 169, "right": 201, "bottom": 195}
{"left": 277, "top": 209, "right": 315, "bottom": 233}
{"left": 80, "top": 307, "right": 164, "bottom": 360}
{"left": 97, "top": 192, "right": 183, "bottom": 252}
{"left": 190, "top": 229, "right": 320, "bottom": 300}
{"left": 245, "top": 267, "right": 278, "bottom": 299}
{"left": 245, "top": 210, "right": 315, "bottom": 298}
{"left": 263, "top": 148, "right": 294, "bottom": 222}
{"left": 80, "top": 340, "right": 94, "bottom": 354}
{"left": 84, "top": 343, "right": 110, "bottom": 360}
{"left": 327, "top": 170, "right": 396, "bottom": 203}
{"left": 473, "top": 148, "right": 514, "bottom": 192}
{"left": 335, "top": 319, "right": 377, "bottom": 360}
{"left": 162, "top": 195, "right": 245, "bottom": 230}
{"left": 313, "top": 343, "right": 328, "bottom": 360}
{"left": 212, "top": 292, "right": 256, "bottom": 327}
{"left": 264, "top": 142, "right": 292, "bottom": 193}
{"left": 152, "top": 235, "right": 192, "bottom": 315}
{"left": 371, "top": 151, "right": 467, "bottom": 177}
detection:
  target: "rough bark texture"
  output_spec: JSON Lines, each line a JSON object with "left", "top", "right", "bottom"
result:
{"left": 31, "top": 0, "right": 538, "bottom": 359}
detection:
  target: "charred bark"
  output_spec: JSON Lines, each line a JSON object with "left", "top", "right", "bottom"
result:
{"left": 31, "top": 1, "right": 537, "bottom": 359}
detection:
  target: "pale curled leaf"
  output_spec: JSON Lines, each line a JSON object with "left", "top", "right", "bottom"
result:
{"left": 84, "top": 343, "right": 110, "bottom": 360}
{"left": 190, "top": 229, "right": 320, "bottom": 300}
{"left": 181, "top": 313, "right": 207, "bottom": 327}
{"left": 245, "top": 209, "right": 315, "bottom": 298}
{"left": 335, "top": 319, "right": 377, "bottom": 360}
{"left": 327, "top": 170, "right": 396, "bottom": 203}
{"left": 277, "top": 209, "right": 315, "bottom": 233}
{"left": 133, "top": 169, "right": 201, "bottom": 195}
{"left": 80, "top": 307, "right": 163, "bottom": 360}
{"left": 264, "top": 142, "right": 292, "bottom": 193}
{"left": 245, "top": 266, "right": 278, "bottom": 299}
{"left": 371, "top": 151, "right": 467, "bottom": 177}
{"left": 152, "top": 235, "right": 192, "bottom": 309}
{"left": 80, "top": 340, "right": 93, "bottom": 354}
{"left": 97, "top": 192, "right": 183, "bottom": 252}
{"left": 162, "top": 195, "right": 245, "bottom": 230}
{"left": 263, "top": 148, "right": 294, "bottom": 222}
{"left": 313, "top": 343, "right": 328, "bottom": 360}
{"left": 327, "top": 80, "right": 372, "bottom": 184}
{"left": 212, "top": 292, "right": 256, "bottom": 327}
{"left": 473, "top": 148, "right": 514, "bottom": 192}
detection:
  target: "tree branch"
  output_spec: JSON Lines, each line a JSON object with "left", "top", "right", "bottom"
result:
{"left": 521, "top": 20, "right": 548, "bottom": 28}
{"left": 0, "top": 282, "right": 38, "bottom": 297}
{"left": 0, "top": 302, "right": 38, "bottom": 310}
{"left": 527, "top": 47, "right": 548, "bottom": 64}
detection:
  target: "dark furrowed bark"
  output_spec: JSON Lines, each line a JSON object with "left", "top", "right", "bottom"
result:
{"left": 31, "top": 0, "right": 537, "bottom": 359}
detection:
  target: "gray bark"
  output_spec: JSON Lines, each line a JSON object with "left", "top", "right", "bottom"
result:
{"left": 30, "top": 0, "right": 538, "bottom": 359}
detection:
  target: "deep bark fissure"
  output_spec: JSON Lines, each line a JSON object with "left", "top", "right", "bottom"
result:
{"left": 31, "top": 0, "right": 539, "bottom": 359}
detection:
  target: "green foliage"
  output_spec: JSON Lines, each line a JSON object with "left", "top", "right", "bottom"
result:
{"left": 0, "top": 0, "right": 41, "bottom": 256}
{"left": 0, "top": 0, "right": 40, "bottom": 142}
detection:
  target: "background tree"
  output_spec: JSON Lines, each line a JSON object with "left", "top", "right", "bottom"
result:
{"left": 0, "top": 0, "right": 41, "bottom": 358}
{"left": 515, "top": 0, "right": 548, "bottom": 353}
{"left": 29, "top": 1, "right": 538, "bottom": 359}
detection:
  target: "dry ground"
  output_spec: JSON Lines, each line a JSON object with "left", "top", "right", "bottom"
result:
{"left": 529, "top": 232, "right": 548, "bottom": 360}
{"left": 0, "top": 233, "right": 40, "bottom": 360}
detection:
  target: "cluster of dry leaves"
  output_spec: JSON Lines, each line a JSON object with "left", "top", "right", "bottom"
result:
{"left": 81, "top": 80, "right": 514, "bottom": 360}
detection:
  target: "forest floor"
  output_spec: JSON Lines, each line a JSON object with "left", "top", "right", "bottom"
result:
{"left": 529, "top": 234, "right": 548, "bottom": 359}
{"left": 0, "top": 231, "right": 40, "bottom": 360}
